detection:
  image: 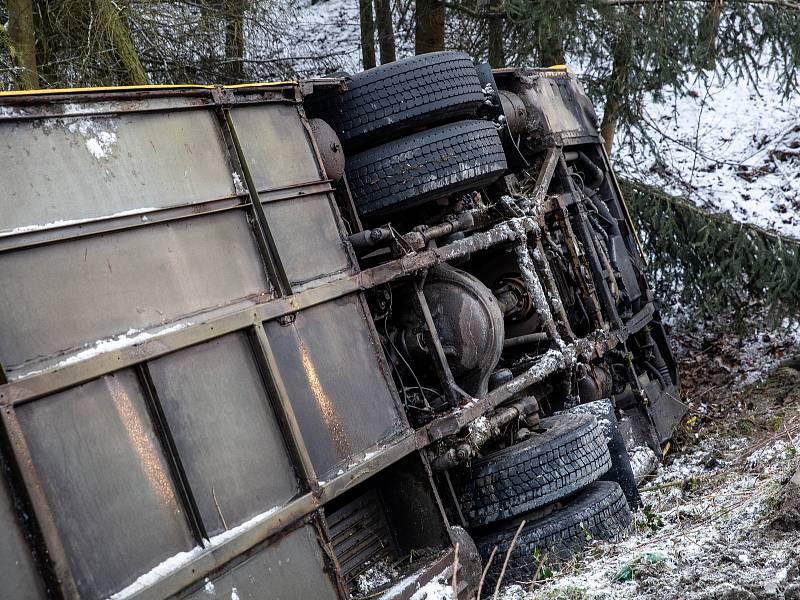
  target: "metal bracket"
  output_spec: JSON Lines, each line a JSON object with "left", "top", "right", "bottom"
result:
{"left": 412, "top": 277, "right": 468, "bottom": 409}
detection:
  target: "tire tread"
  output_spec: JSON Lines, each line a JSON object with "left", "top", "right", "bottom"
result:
{"left": 346, "top": 120, "right": 506, "bottom": 217}
{"left": 307, "top": 52, "right": 484, "bottom": 148}
{"left": 454, "top": 414, "right": 611, "bottom": 527}
{"left": 476, "top": 481, "right": 632, "bottom": 589}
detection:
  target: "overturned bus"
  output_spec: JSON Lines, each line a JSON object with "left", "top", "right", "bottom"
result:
{"left": 0, "top": 52, "right": 683, "bottom": 599}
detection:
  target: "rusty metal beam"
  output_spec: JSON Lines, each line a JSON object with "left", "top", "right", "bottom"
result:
{"left": 0, "top": 407, "right": 80, "bottom": 599}
{"left": 420, "top": 301, "right": 664, "bottom": 444}
{"left": 0, "top": 197, "right": 246, "bottom": 253}
{"left": 424, "top": 348, "right": 565, "bottom": 441}
{"left": 250, "top": 323, "right": 318, "bottom": 490}
{"left": 311, "top": 512, "right": 350, "bottom": 599}
{"left": 221, "top": 107, "right": 293, "bottom": 297}
{"left": 412, "top": 277, "right": 465, "bottom": 408}
{"left": 0, "top": 95, "right": 215, "bottom": 120}
{"left": 0, "top": 179, "right": 336, "bottom": 253}
{"left": 532, "top": 241, "right": 574, "bottom": 338}
{"left": 258, "top": 180, "right": 335, "bottom": 204}
{"left": 136, "top": 363, "right": 208, "bottom": 545}
{"left": 513, "top": 237, "right": 561, "bottom": 346}
{"left": 527, "top": 146, "right": 560, "bottom": 216}
{"left": 0, "top": 85, "right": 296, "bottom": 118}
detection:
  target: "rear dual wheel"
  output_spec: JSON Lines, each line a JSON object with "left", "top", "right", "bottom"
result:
{"left": 306, "top": 51, "right": 485, "bottom": 150}
{"left": 346, "top": 120, "right": 507, "bottom": 218}
{"left": 452, "top": 414, "right": 612, "bottom": 528}
{"left": 308, "top": 52, "right": 507, "bottom": 219}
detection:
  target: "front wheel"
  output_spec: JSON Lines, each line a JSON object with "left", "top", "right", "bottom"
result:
{"left": 476, "top": 481, "right": 632, "bottom": 590}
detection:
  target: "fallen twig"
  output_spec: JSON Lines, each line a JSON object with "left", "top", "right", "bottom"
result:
{"left": 493, "top": 520, "right": 526, "bottom": 600}
{"left": 452, "top": 542, "right": 459, "bottom": 599}
{"left": 532, "top": 549, "right": 550, "bottom": 582}
{"left": 476, "top": 546, "right": 497, "bottom": 600}
{"left": 212, "top": 485, "right": 228, "bottom": 531}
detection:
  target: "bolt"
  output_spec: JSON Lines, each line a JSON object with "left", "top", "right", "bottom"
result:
{"left": 456, "top": 446, "right": 471, "bottom": 461}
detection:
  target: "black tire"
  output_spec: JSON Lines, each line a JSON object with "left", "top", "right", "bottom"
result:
{"left": 307, "top": 52, "right": 484, "bottom": 149}
{"left": 476, "top": 481, "right": 632, "bottom": 590}
{"left": 346, "top": 120, "right": 507, "bottom": 218}
{"left": 453, "top": 414, "right": 611, "bottom": 528}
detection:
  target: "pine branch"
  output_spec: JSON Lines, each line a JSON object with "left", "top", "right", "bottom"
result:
{"left": 621, "top": 178, "right": 800, "bottom": 327}
{"left": 599, "top": 0, "right": 800, "bottom": 10}
{"left": 626, "top": 178, "right": 800, "bottom": 245}
{"left": 443, "top": 2, "right": 504, "bottom": 18}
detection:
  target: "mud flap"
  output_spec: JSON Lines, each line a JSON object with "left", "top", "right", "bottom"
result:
{"left": 644, "top": 379, "right": 687, "bottom": 443}
{"left": 559, "top": 400, "right": 642, "bottom": 510}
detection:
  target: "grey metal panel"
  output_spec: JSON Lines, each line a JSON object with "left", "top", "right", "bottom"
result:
{"left": 0, "top": 109, "right": 236, "bottom": 232}
{"left": 0, "top": 210, "right": 270, "bottom": 375}
{"left": 264, "top": 294, "right": 406, "bottom": 477}
{"left": 0, "top": 455, "right": 46, "bottom": 600}
{"left": 147, "top": 332, "right": 299, "bottom": 537}
{"left": 261, "top": 193, "right": 351, "bottom": 287}
{"left": 520, "top": 72, "right": 600, "bottom": 142}
{"left": 180, "top": 525, "right": 339, "bottom": 600}
{"left": 229, "top": 104, "right": 322, "bottom": 190}
{"left": 16, "top": 369, "right": 196, "bottom": 598}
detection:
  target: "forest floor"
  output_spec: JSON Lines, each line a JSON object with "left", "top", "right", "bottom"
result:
{"left": 496, "top": 325, "right": 800, "bottom": 600}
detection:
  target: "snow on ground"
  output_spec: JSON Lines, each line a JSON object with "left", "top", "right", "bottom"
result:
{"left": 614, "top": 70, "right": 800, "bottom": 240}
{"left": 499, "top": 431, "right": 800, "bottom": 600}
{"left": 409, "top": 577, "right": 454, "bottom": 600}
{"left": 675, "top": 320, "right": 800, "bottom": 393}
{"left": 732, "top": 320, "right": 800, "bottom": 387}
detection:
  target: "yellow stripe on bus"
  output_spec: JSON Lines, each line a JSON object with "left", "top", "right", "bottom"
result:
{"left": 0, "top": 81, "right": 297, "bottom": 97}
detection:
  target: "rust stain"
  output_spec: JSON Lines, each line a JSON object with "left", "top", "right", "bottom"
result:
{"left": 298, "top": 342, "right": 351, "bottom": 457}
{"left": 106, "top": 375, "right": 178, "bottom": 509}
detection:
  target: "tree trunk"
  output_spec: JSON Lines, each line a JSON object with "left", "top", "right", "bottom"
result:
{"left": 33, "top": 1, "right": 57, "bottom": 88}
{"left": 375, "top": 0, "right": 396, "bottom": 64}
{"left": 94, "top": 0, "right": 149, "bottom": 85}
{"left": 415, "top": 0, "right": 444, "bottom": 55}
{"left": 487, "top": 13, "right": 504, "bottom": 67}
{"left": 359, "top": 0, "right": 376, "bottom": 69}
{"left": 224, "top": 0, "right": 247, "bottom": 81}
{"left": 696, "top": 0, "right": 723, "bottom": 70}
{"left": 6, "top": 0, "right": 39, "bottom": 90}
{"left": 536, "top": 22, "right": 565, "bottom": 67}
{"left": 600, "top": 8, "right": 638, "bottom": 153}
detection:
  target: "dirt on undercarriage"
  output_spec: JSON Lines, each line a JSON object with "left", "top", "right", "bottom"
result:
{"left": 499, "top": 325, "right": 800, "bottom": 600}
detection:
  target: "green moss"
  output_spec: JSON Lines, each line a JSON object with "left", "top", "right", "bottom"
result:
{"left": 538, "top": 587, "right": 589, "bottom": 600}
